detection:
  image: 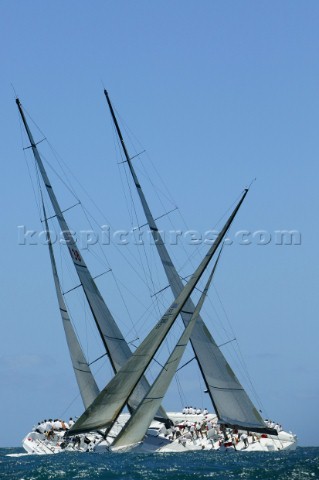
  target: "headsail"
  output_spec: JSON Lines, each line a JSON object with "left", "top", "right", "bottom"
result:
{"left": 42, "top": 200, "right": 100, "bottom": 409}
{"left": 104, "top": 90, "right": 272, "bottom": 434}
{"left": 16, "top": 98, "right": 166, "bottom": 417}
{"left": 112, "top": 249, "right": 222, "bottom": 449}
{"left": 66, "top": 188, "right": 248, "bottom": 436}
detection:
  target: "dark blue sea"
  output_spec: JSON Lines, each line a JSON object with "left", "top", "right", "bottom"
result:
{"left": 1, "top": 447, "right": 318, "bottom": 480}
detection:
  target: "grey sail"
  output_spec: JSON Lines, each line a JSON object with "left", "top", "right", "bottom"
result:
{"left": 16, "top": 98, "right": 166, "bottom": 417}
{"left": 66, "top": 188, "right": 248, "bottom": 436}
{"left": 42, "top": 200, "right": 100, "bottom": 409}
{"left": 112, "top": 250, "right": 221, "bottom": 449}
{"left": 104, "top": 90, "right": 273, "bottom": 435}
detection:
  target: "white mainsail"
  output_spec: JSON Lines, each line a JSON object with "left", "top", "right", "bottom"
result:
{"left": 16, "top": 98, "right": 166, "bottom": 417}
{"left": 43, "top": 201, "right": 100, "bottom": 409}
{"left": 104, "top": 90, "right": 273, "bottom": 434}
{"left": 112, "top": 250, "right": 222, "bottom": 449}
{"left": 66, "top": 188, "right": 248, "bottom": 436}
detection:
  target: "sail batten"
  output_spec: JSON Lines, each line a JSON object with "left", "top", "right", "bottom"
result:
{"left": 67, "top": 189, "right": 248, "bottom": 436}
{"left": 104, "top": 90, "right": 267, "bottom": 433}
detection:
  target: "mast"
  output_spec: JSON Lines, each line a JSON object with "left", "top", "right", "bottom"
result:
{"left": 16, "top": 98, "right": 167, "bottom": 416}
{"left": 104, "top": 91, "right": 271, "bottom": 434}
{"left": 112, "top": 250, "right": 222, "bottom": 449}
{"left": 42, "top": 199, "right": 100, "bottom": 409}
{"left": 68, "top": 189, "right": 248, "bottom": 436}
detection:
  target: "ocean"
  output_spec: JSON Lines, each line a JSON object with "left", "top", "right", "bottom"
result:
{"left": 0, "top": 447, "right": 318, "bottom": 480}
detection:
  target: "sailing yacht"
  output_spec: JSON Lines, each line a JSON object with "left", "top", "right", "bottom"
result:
{"left": 16, "top": 94, "right": 297, "bottom": 454}
{"left": 101, "top": 91, "right": 297, "bottom": 452}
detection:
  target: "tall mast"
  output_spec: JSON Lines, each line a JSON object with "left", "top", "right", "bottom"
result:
{"left": 16, "top": 98, "right": 167, "bottom": 416}
{"left": 104, "top": 91, "right": 268, "bottom": 433}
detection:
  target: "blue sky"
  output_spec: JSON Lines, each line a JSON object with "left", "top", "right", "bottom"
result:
{"left": 1, "top": 1, "right": 318, "bottom": 447}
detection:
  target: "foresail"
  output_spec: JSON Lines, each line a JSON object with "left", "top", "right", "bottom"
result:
{"left": 43, "top": 202, "right": 100, "bottom": 409}
{"left": 112, "top": 251, "right": 221, "bottom": 449}
{"left": 104, "top": 90, "right": 269, "bottom": 434}
{"left": 67, "top": 189, "right": 248, "bottom": 436}
{"left": 16, "top": 98, "right": 166, "bottom": 418}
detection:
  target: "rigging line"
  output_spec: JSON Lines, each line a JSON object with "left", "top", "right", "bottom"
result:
{"left": 112, "top": 129, "right": 150, "bottom": 288}
{"left": 34, "top": 162, "right": 46, "bottom": 222}
{"left": 151, "top": 284, "right": 171, "bottom": 298}
{"left": 162, "top": 198, "right": 225, "bottom": 279}
{"left": 137, "top": 153, "right": 178, "bottom": 215}
{"left": 43, "top": 201, "right": 81, "bottom": 221}
{"left": 43, "top": 140, "right": 83, "bottom": 201}
{"left": 80, "top": 204, "right": 154, "bottom": 291}
{"left": 123, "top": 160, "right": 155, "bottom": 292}
{"left": 212, "top": 283, "right": 266, "bottom": 410}
{"left": 203, "top": 281, "right": 266, "bottom": 415}
{"left": 112, "top": 105, "right": 146, "bottom": 159}
{"left": 167, "top": 192, "right": 240, "bottom": 286}
{"left": 118, "top": 150, "right": 146, "bottom": 164}
{"left": 115, "top": 125, "right": 163, "bottom": 319}
{"left": 20, "top": 103, "right": 82, "bottom": 203}
{"left": 80, "top": 199, "right": 163, "bottom": 296}
{"left": 129, "top": 343, "right": 165, "bottom": 371}
{"left": 130, "top": 150, "right": 146, "bottom": 161}
{"left": 112, "top": 103, "right": 177, "bottom": 209}
{"left": 19, "top": 118, "right": 42, "bottom": 219}
{"left": 147, "top": 233, "right": 166, "bottom": 318}
{"left": 110, "top": 270, "right": 140, "bottom": 342}
{"left": 51, "top": 145, "right": 114, "bottom": 228}
{"left": 114, "top": 128, "right": 135, "bottom": 227}
{"left": 119, "top": 137, "right": 196, "bottom": 281}
{"left": 19, "top": 105, "right": 86, "bottom": 210}
{"left": 77, "top": 205, "right": 114, "bottom": 272}
{"left": 132, "top": 207, "right": 179, "bottom": 231}
{"left": 63, "top": 283, "right": 82, "bottom": 295}
{"left": 69, "top": 214, "right": 161, "bottom": 364}
{"left": 218, "top": 338, "right": 237, "bottom": 348}
{"left": 135, "top": 158, "right": 177, "bottom": 211}
{"left": 109, "top": 277, "right": 168, "bottom": 341}
{"left": 174, "top": 372, "right": 187, "bottom": 408}
{"left": 88, "top": 352, "right": 108, "bottom": 366}
{"left": 176, "top": 356, "right": 196, "bottom": 372}
{"left": 110, "top": 113, "right": 171, "bottom": 322}
{"left": 146, "top": 153, "right": 178, "bottom": 207}
{"left": 79, "top": 200, "right": 143, "bottom": 341}
{"left": 39, "top": 151, "right": 81, "bottom": 202}
{"left": 23, "top": 137, "right": 46, "bottom": 149}
{"left": 196, "top": 363, "right": 204, "bottom": 409}
{"left": 59, "top": 355, "right": 110, "bottom": 420}
{"left": 60, "top": 143, "right": 169, "bottom": 294}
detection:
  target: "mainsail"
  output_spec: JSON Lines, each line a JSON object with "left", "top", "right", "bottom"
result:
{"left": 16, "top": 98, "right": 166, "bottom": 416}
{"left": 42, "top": 200, "right": 100, "bottom": 409}
{"left": 112, "top": 250, "right": 222, "bottom": 450}
{"left": 104, "top": 90, "right": 273, "bottom": 434}
{"left": 66, "top": 188, "right": 248, "bottom": 436}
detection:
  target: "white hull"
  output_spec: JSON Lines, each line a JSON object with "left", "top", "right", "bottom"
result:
{"left": 22, "top": 412, "right": 297, "bottom": 455}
